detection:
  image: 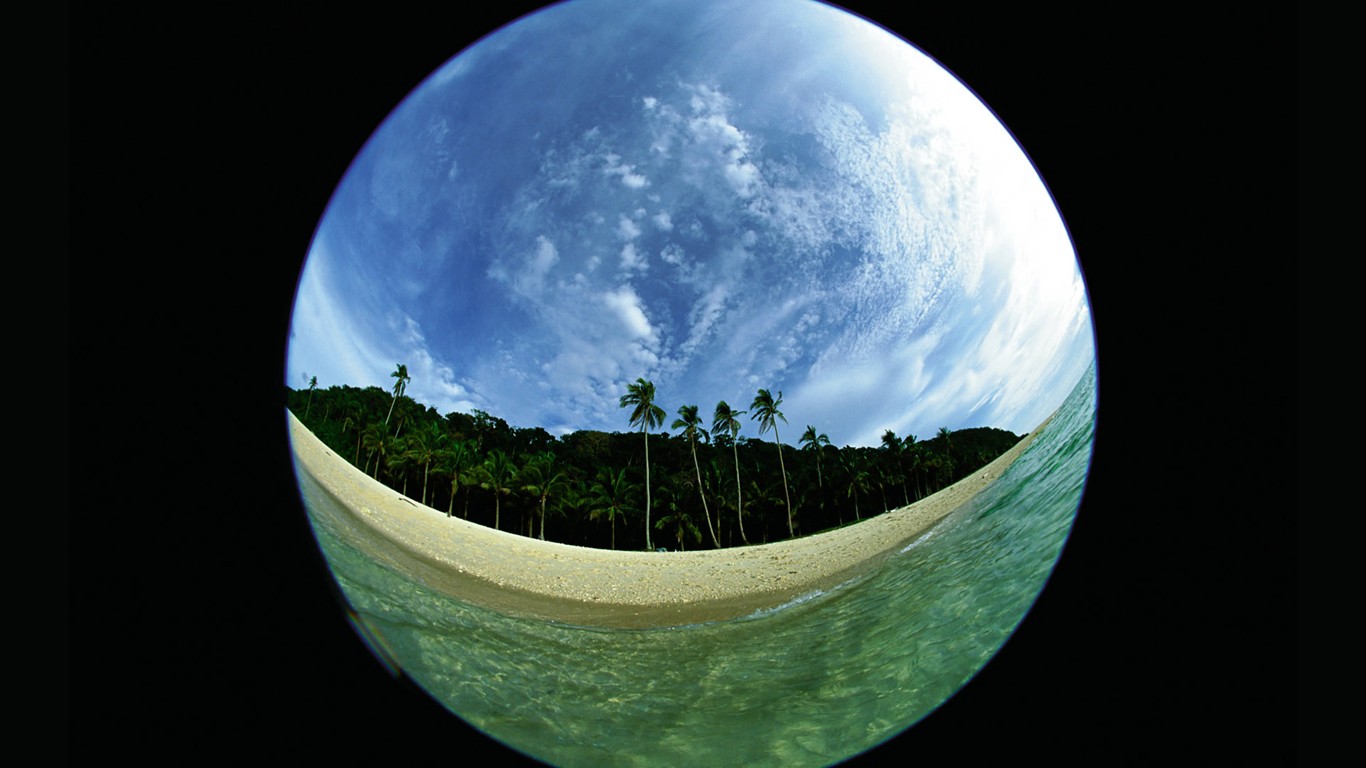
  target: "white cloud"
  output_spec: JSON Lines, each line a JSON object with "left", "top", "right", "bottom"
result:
{"left": 686, "top": 111, "right": 762, "bottom": 199}
{"left": 603, "top": 151, "right": 649, "bottom": 188}
{"left": 619, "top": 242, "right": 647, "bottom": 272}
{"left": 617, "top": 214, "right": 641, "bottom": 240}
{"left": 533, "top": 235, "right": 559, "bottom": 273}
{"left": 659, "top": 242, "right": 684, "bottom": 266}
{"left": 603, "top": 284, "right": 656, "bottom": 342}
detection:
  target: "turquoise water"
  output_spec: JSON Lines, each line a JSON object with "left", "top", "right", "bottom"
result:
{"left": 301, "top": 362, "right": 1095, "bottom": 767}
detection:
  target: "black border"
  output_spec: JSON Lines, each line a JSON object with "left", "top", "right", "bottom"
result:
{"left": 72, "top": 2, "right": 1294, "bottom": 763}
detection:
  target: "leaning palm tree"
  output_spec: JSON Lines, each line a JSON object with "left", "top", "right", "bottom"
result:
{"left": 751, "top": 388, "right": 794, "bottom": 538}
{"left": 383, "top": 364, "right": 410, "bottom": 427}
{"left": 304, "top": 375, "right": 318, "bottom": 419}
{"left": 712, "top": 400, "right": 749, "bottom": 544}
{"left": 672, "top": 404, "right": 718, "bottom": 548}
{"left": 800, "top": 425, "right": 830, "bottom": 490}
{"left": 342, "top": 412, "right": 362, "bottom": 466}
{"left": 620, "top": 378, "right": 665, "bottom": 551}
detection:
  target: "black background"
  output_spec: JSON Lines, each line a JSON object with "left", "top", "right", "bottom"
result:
{"left": 71, "top": 2, "right": 1295, "bottom": 763}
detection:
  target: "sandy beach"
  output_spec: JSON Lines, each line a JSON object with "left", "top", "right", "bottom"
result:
{"left": 288, "top": 411, "right": 1049, "bottom": 629}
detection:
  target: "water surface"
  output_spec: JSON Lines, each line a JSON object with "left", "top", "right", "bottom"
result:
{"left": 301, "top": 362, "right": 1095, "bottom": 766}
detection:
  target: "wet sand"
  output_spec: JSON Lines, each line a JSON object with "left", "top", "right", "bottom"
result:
{"left": 288, "top": 411, "right": 1049, "bottom": 629}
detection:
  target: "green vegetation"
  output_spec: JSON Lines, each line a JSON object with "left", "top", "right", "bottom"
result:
{"left": 287, "top": 374, "right": 1024, "bottom": 551}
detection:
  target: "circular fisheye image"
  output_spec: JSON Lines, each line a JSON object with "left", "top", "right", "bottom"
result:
{"left": 284, "top": 0, "right": 1096, "bottom": 765}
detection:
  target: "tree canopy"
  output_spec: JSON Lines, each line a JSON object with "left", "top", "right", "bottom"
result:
{"left": 287, "top": 380, "right": 1022, "bottom": 552}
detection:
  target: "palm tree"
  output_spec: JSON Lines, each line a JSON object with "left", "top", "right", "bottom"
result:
{"left": 902, "top": 434, "right": 923, "bottom": 501}
{"left": 937, "top": 426, "right": 955, "bottom": 486}
{"left": 589, "top": 467, "right": 637, "bottom": 550}
{"left": 383, "top": 364, "right": 410, "bottom": 427}
{"left": 556, "top": 482, "right": 594, "bottom": 547}
{"left": 444, "top": 440, "right": 477, "bottom": 518}
{"left": 342, "top": 412, "right": 362, "bottom": 466}
{"left": 882, "top": 429, "right": 910, "bottom": 507}
{"left": 653, "top": 481, "right": 700, "bottom": 552}
{"left": 361, "top": 422, "right": 389, "bottom": 478}
{"left": 390, "top": 394, "right": 415, "bottom": 438}
{"left": 751, "top": 388, "right": 794, "bottom": 538}
{"left": 620, "top": 378, "right": 665, "bottom": 551}
{"left": 745, "top": 476, "right": 780, "bottom": 544}
{"left": 385, "top": 435, "right": 413, "bottom": 495}
{"left": 520, "top": 451, "right": 567, "bottom": 541}
{"left": 672, "top": 404, "right": 718, "bottom": 548}
{"left": 480, "top": 449, "right": 516, "bottom": 531}
{"left": 702, "top": 455, "right": 731, "bottom": 546}
{"left": 800, "top": 425, "right": 830, "bottom": 490}
{"left": 840, "top": 451, "right": 871, "bottom": 522}
{"left": 712, "top": 400, "right": 749, "bottom": 544}
{"left": 304, "top": 375, "right": 318, "bottom": 419}
{"left": 406, "top": 421, "right": 446, "bottom": 507}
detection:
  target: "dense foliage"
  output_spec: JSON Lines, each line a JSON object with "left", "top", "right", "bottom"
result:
{"left": 285, "top": 375, "right": 1023, "bottom": 551}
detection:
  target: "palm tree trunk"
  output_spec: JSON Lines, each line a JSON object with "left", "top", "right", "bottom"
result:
{"left": 899, "top": 461, "right": 909, "bottom": 507}
{"left": 775, "top": 426, "right": 793, "bottom": 538}
{"left": 692, "top": 442, "right": 718, "bottom": 548}
{"left": 643, "top": 426, "right": 653, "bottom": 551}
{"left": 732, "top": 443, "right": 747, "bottom": 543}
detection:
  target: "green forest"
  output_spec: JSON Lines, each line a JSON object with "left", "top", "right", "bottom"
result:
{"left": 286, "top": 367, "right": 1023, "bottom": 552}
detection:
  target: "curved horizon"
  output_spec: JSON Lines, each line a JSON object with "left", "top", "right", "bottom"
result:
{"left": 288, "top": 406, "right": 1052, "bottom": 628}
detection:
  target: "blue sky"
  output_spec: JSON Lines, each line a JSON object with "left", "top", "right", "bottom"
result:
{"left": 287, "top": 0, "right": 1094, "bottom": 448}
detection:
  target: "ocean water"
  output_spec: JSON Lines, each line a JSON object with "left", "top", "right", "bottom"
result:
{"left": 299, "top": 362, "right": 1096, "bottom": 767}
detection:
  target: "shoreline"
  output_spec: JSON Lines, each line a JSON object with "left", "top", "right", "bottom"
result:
{"left": 288, "top": 411, "right": 1051, "bottom": 629}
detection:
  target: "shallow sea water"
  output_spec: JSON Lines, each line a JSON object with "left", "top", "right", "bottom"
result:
{"left": 301, "top": 362, "right": 1095, "bottom": 767}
